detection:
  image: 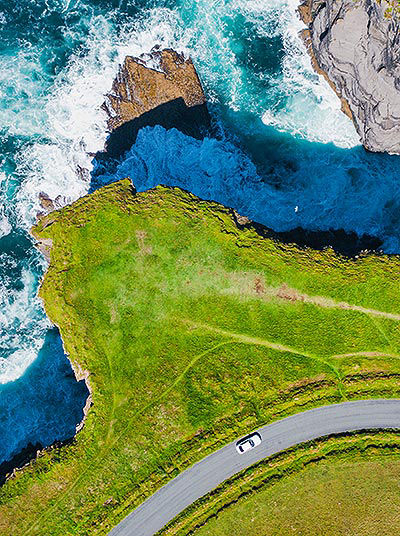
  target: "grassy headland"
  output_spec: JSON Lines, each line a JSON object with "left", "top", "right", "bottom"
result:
{"left": 1, "top": 178, "right": 400, "bottom": 535}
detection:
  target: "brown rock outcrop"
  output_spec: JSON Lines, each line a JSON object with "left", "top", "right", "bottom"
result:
{"left": 101, "top": 48, "right": 211, "bottom": 158}
{"left": 38, "top": 192, "right": 55, "bottom": 212}
{"left": 103, "top": 48, "right": 207, "bottom": 131}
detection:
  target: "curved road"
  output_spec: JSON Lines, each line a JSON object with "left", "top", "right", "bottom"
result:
{"left": 110, "top": 399, "right": 400, "bottom": 536}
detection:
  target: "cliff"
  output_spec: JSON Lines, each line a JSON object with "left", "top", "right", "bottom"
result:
{"left": 101, "top": 48, "right": 210, "bottom": 157}
{"left": 299, "top": 0, "right": 400, "bottom": 154}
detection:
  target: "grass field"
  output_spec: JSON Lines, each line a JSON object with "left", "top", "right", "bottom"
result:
{"left": 193, "top": 445, "right": 400, "bottom": 536}
{"left": 1, "top": 178, "right": 400, "bottom": 535}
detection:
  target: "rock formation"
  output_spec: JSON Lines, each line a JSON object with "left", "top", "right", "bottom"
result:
{"left": 103, "top": 48, "right": 207, "bottom": 130}
{"left": 102, "top": 48, "right": 210, "bottom": 157}
{"left": 299, "top": 0, "right": 400, "bottom": 154}
{"left": 38, "top": 192, "right": 55, "bottom": 212}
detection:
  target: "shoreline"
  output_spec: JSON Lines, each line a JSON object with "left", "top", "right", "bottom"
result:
{"left": 0, "top": 324, "right": 92, "bottom": 486}
{"left": 2, "top": 177, "right": 400, "bottom": 534}
{"left": 0, "top": 176, "right": 385, "bottom": 485}
{"left": 0, "top": 178, "right": 385, "bottom": 484}
{"left": 0, "top": 233, "right": 93, "bottom": 486}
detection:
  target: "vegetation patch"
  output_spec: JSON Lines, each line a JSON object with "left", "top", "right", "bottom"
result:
{"left": 1, "top": 178, "right": 400, "bottom": 535}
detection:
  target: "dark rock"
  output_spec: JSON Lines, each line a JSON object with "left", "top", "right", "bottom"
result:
{"left": 231, "top": 206, "right": 383, "bottom": 257}
{"left": 103, "top": 97, "right": 211, "bottom": 159}
{"left": 39, "top": 192, "right": 55, "bottom": 212}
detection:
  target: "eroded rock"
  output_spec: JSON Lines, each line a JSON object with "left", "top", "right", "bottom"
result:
{"left": 103, "top": 48, "right": 207, "bottom": 131}
{"left": 101, "top": 48, "right": 210, "bottom": 158}
{"left": 299, "top": 0, "right": 400, "bottom": 154}
{"left": 39, "top": 192, "right": 55, "bottom": 212}
{"left": 37, "top": 192, "right": 65, "bottom": 219}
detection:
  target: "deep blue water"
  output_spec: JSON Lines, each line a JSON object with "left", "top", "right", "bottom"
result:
{"left": 0, "top": 328, "right": 88, "bottom": 467}
{"left": 1, "top": 0, "right": 400, "bottom": 466}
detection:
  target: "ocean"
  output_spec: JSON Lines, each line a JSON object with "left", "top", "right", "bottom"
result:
{"left": 1, "top": 0, "right": 400, "bottom": 466}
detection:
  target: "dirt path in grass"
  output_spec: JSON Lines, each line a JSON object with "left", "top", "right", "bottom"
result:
{"left": 224, "top": 275, "right": 400, "bottom": 322}
{"left": 333, "top": 351, "right": 400, "bottom": 359}
{"left": 272, "top": 283, "right": 400, "bottom": 322}
{"left": 181, "top": 319, "right": 343, "bottom": 390}
{"left": 183, "top": 319, "right": 313, "bottom": 357}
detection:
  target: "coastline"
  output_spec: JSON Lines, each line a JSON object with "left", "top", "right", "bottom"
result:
{"left": 0, "top": 229, "right": 92, "bottom": 485}
{"left": 2, "top": 178, "right": 400, "bottom": 535}
{"left": 297, "top": 1, "right": 354, "bottom": 122}
{"left": 1, "top": 1, "right": 400, "bottom": 533}
{"left": 0, "top": 179, "right": 384, "bottom": 485}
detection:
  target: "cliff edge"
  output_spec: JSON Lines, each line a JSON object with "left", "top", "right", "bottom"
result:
{"left": 4, "top": 178, "right": 399, "bottom": 534}
{"left": 101, "top": 47, "right": 210, "bottom": 157}
{"left": 299, "top": 0, "right": 400, "bottom": 154}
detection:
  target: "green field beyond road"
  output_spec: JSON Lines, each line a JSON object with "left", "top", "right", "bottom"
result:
{"left": 1, "top": 178, "right": 400, "bottom": 535}
{"left": 195, "top": 453, "right": 400, "bottom": 536}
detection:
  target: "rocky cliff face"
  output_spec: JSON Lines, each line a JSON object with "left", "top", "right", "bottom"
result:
{"left": 299, "top": 0, "right": 400, "bottom": 154}
{"left": 103, "top": 48, "right": 207, "bottom": 131}
{"left": 101, "top": 47, "right": 210, "bottom": 158}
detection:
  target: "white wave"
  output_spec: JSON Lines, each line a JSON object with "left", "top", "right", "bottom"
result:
{"left": 15, "top": 17, "right": 112, "bottom": 225}
{"left": 13, "top": 0, "right": 361, "bottom": 228}
{"left": 0, "top": 268, "right": 50, "bottom": 384}
{"left": 0, "top": 172, "right": 12, "bottom": 238}
{"left": 0, "top": 50, "right": 49, "bottom": 140}
{"left": 0, "top": 173, "right": 12, "bottom": 238}
{"left": 261, "top": 0, "right": 360, "bottom": 148}
{"left": 0, "top": 208, "right": 11, "bottom": 239}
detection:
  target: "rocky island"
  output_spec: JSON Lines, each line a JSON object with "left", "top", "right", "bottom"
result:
{"left": 102, "top": 47, "right": 211, "bottom": 158}
{"left": 299, "top": 0, "right": 400, "bottom": 154}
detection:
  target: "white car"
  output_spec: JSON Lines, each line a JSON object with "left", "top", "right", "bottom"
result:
{"left": 235, "top": 432, "right": 262, "bottom": 454}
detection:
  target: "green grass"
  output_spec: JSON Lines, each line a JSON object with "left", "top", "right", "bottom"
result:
{"left": 189, "top": 435, "right": 400, "bottom": 536}
{"left": 382, "top": 0, "right": 400, "bottom": 18}
{"left": 1, "top": 178, "right": 400, "bottom": 535}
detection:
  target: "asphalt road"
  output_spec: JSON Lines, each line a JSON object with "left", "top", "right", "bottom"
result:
{"left": 109, "top": 399, "right": 400, "bottom": 536}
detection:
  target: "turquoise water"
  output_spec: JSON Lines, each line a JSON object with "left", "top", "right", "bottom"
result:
{"left": 1, "top": 0, "right": 400, "bottom": 466}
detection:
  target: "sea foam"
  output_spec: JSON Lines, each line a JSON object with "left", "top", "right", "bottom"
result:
{"left": 260, "top": 0, "right": 360, "bottom": 148}
{"left": 0, "top": 267, "right": 50, "bottom": 384}
{"left": 15, "top": 0, "right": 361, "bottom": 228}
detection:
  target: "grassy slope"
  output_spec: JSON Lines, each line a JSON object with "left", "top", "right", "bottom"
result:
{"left": 193, "top": 446, "right": 400, "bottom": 536}
{"left": 1, "top": 178, "right": 400, "bottom": 535}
